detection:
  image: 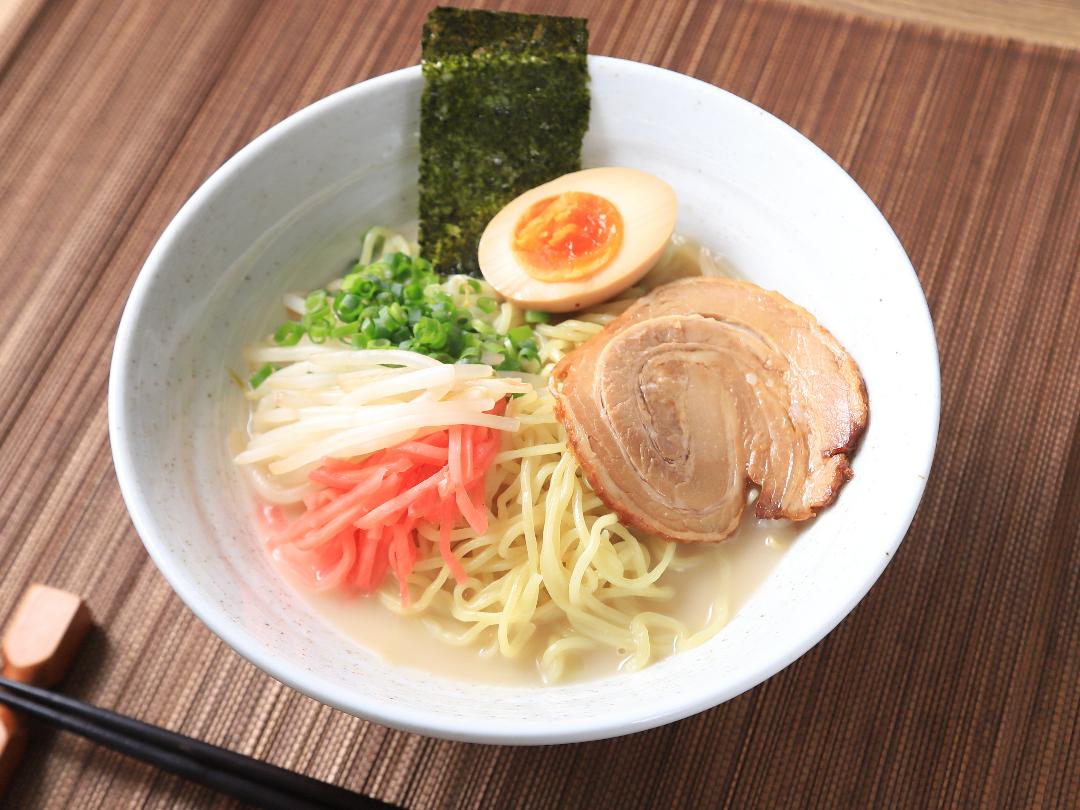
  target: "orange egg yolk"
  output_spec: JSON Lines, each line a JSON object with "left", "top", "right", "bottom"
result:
{"left": 511, "top": 192, "right": 623, "bottom": 282}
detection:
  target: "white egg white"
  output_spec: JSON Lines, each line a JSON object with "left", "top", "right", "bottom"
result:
{"left": 478, "top": 167, "right": 677, "bottom": 312}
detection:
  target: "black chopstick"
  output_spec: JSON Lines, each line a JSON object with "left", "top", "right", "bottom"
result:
{"left": 0, "top": 676, "right": 395, "bottom": 809}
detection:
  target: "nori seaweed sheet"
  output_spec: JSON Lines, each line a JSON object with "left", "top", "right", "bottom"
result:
{"left": 419, "top": 7, "right": 589, "bottom": 276}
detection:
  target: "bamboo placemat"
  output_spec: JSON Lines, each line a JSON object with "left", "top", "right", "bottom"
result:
{"left": 1, "top": 0, "right": 1077, "bottom": 807}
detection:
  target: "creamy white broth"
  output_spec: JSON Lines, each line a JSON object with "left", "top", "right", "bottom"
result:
{"left": 283, "top": 507, "right": 797, "bottom": 686}
{"left": 241, "top": 233, "right": 805, "bottom": 685}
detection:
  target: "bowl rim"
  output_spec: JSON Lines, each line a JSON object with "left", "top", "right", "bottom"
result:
{"left": 109, "top": 56, "right": 940, "bottom": 745}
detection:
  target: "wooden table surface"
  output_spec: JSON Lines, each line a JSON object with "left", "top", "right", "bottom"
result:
{"left": 797, "top": 0, "right": 1080, "bottom": 48}
{"left": 1, "top": 1, "right": 1078, "bottom": 808}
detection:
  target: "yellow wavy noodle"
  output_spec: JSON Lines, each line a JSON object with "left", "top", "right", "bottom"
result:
{"left": 375, "top": 385, "right": 729, "bottom": 682}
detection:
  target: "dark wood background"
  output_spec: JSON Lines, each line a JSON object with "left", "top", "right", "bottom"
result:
{"left": 0, "top": 1, "right": 1077, "bottom": 807}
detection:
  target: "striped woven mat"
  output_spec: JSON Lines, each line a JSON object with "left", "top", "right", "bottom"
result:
{"left": 0, "top": 0, "right": 1077, "bottom": 807}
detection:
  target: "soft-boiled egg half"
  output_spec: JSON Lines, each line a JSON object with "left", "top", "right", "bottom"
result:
{"left": 477, "top": 167, "right": 677, "bottom": 312}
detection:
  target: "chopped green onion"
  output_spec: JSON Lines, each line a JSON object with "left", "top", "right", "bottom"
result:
{"left": 332, "top": 322, "right": 360, "bottom": 340}
{"left": 524, "top": 310, "right": 551, "bottom": 324}
{"left": 497, "top": 355, "right": 521, "bottom": 371}
{"left": 413, "top": 257, "right": 433, "bottom": 275}
{"left": 273, "top": 322, "right": 304, "bottom": 346}
{"left": 305, "top": 290, "right": 328, "bottom": 313}
{"left": 335, "top": 292, "right": 362, "bottom": 322}
{"left": 445, "top": 324, "right": 464, "bottom": 355}
{"left": 414, "top": 316, "right": 448, "bottom": 349}
{"left": 308, "top": 318, "right": 331, "bottom": 344}
{"left": 507, "top": 325, "right": 533, "bottom": 345}
{"left": 249, "top": 363, "right": 275, "bottom": 388}
{"left": 266, "top": 249, "right": 543, "bottom": 365}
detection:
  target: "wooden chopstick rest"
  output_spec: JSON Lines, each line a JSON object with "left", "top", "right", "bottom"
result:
{"left": 0, "top": 584, "right": 92, "bottom": 796}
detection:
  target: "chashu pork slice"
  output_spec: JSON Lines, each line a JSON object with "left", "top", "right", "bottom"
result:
{"left": 551, "top": 277, "right": 868, "bottom": 543}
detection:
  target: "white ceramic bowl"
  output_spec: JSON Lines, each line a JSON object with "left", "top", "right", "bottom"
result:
{"left": 109, "top": 57, "right": 939, "bottom": 744}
